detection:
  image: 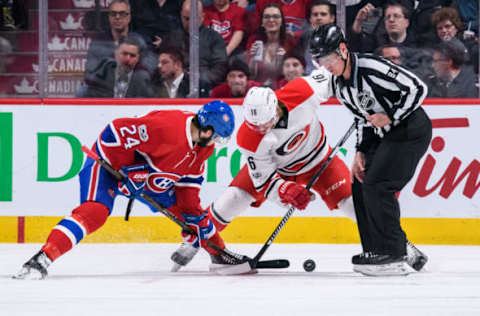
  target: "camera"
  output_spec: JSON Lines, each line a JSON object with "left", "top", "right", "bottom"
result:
{"left": 368, "top": 7, "right": 382, "bottom": 18}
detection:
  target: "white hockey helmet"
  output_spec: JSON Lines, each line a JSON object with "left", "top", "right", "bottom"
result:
{"left": 243, "top": 87, "right": 278, "bottom": 132}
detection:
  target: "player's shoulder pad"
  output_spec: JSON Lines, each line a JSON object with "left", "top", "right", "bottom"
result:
{"left": 237, "top": 122, "right": 267, "bottom": 153}
{"left": 275, "top": 76, "right": 315, "bottom": 111}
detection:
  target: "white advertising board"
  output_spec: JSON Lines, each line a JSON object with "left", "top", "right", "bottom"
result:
{"left": 0, "top": 104, "right": 478, "bottom": 218}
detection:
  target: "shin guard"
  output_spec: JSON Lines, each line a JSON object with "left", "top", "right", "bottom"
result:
{"left": 42, "top": 202, "right": 109, "bottom": 261}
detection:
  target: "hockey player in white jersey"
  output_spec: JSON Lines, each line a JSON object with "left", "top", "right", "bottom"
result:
{"left": 172, "top": 68, "right": 427, "bottom": 273}
{"left": 171, "top": 68, "right": 356, "bottom": 271}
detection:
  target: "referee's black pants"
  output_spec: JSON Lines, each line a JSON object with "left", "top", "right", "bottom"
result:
{"left": 352, "top": 108, "right": 432, "bottom": 257}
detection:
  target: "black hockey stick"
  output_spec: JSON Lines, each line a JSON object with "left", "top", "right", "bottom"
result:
{"left": 81, "top": 146, "right": 289, "bottom": 270}
{"left": 251, "top": 122, "right": 357, "bottom": 266}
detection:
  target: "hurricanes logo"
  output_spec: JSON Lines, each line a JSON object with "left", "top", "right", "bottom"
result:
{"left": 276, "top": 125, "right": 310, "bottom": 156}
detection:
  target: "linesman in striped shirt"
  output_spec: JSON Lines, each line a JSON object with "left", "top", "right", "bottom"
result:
{"left": 309, "top": 23, "right": 432, "bottom": 276}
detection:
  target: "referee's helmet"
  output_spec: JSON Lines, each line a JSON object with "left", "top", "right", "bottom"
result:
{"left": 309, "top": 23, "right": 346, "bottom": 59}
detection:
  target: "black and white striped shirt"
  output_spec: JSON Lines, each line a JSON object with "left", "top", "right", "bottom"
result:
{"left": 331, "top": 53, "right": 427, "bottom": 151}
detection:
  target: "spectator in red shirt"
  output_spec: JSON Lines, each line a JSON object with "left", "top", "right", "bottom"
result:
{"left": 210, "top": 58, "right": 261, "bottom": 97}
{"left": 276, "top": 53, "right": 305, "bottom": 88}
{"left": 246, "top": 3, "right": 297, "bottom": 89}
{"left": 204, "top": 0, "right": 246, "bottom": 57}
{"left": 254, "top": 0, "right": 313, "bottom": 37}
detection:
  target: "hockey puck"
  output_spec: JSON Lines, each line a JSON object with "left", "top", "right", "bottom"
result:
{"left": 303, "top": 259, "right": 315, "bottom": 272}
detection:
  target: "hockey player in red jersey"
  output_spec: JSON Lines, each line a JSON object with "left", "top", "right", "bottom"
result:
{"left": 14, "top": 101, "right": 243, "bottom": 279}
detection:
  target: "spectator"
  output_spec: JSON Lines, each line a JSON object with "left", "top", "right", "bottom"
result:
{"left": 375, "top": 43, "right": 433, "bottom": 80}
{"left": 375, "top": 43, "right": 404, "bottom": 65}
{"left": 276, "top": 53, "right": 305, "bottom": 88}
{"left": 86, "top": 0, "right": 157, "bottom": 76}
{"left": 254, "top": 0, "right": 312, "bottom": 37}
{"left": 0, "top": 0, "right": 27, "bottom": 30}
{"left": 82, "top": 35, "right": 153, "bottom": 98}
{"left": 451, "top": 0, "right": 478, "bottom": 37}
{"left": 350, "top": 2, "right": 417, "bottom": 53}
{"left": 430, "top": 7, "right": 478, "bottom": 64}
{"left": 130, "top": 0, "right": 182, "bottom": 49}
{"left": 162, "top": 0, "right": 228, "bottom": 96}
{"left": 210, "top": 58, "right": 261, "bottom": 97}
{"left": 204, "top": 0, "right": 246, "bottom": 57}
{"left": 0, "top": 36, "right": 12, "bottom": 73}
{"left": 426, "top": 39, "right": 478, "bottom": 98}
{"left": 152, "top": 46, "right": 189, "bottom": 98}
{"left": 295, "top": 0, "right": 335, "bottom": 74}
{"left": 247, "top": 3, "right": 297, "bottom": 89}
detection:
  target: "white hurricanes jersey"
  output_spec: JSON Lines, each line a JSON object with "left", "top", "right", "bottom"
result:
{"left": 236, "top": 67, "right": 334, "bottom": 191}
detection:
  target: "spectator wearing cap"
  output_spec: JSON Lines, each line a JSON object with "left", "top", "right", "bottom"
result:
{"left": 426, "top": 40, "right": 478, "bottom": 98}
{"left": 374, "top": 43, "right": 433, "bottom": 81}
{"left": 210, "top": 59, "right": 261, "bottom": 97}
{"left": 152, "top": 46, "right": 190, "bottom": 98}
{"left": 276, "top": 54, "right": 305, "bottom": 88}
{"left": 204, "top": 0, "right": 246, "bottom": 57}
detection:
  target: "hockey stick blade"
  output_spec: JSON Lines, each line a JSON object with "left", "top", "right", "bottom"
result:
{"left": 251, "top": 122, "right": 357, "bottom": 266}
{"left": 255, "top": 259, "right": 290, "bottom": 269}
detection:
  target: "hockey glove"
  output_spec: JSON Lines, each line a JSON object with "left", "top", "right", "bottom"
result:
{"left": 182, "top": 211, "right": 216, "bottom": 249}
{"left": 118, "top": 164, "right": 149, "bottom": 197}
{"left": 278, "top": 181, "right": 311, "bottom": 210}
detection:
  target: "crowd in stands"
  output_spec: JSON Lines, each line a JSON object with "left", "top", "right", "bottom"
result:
{"left": 0, "top": 0, "right": 478, "bottom": 98}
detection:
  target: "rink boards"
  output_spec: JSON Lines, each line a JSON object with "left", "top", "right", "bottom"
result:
{"left": 0, "top": 98, "right": 479, "bottom": 244}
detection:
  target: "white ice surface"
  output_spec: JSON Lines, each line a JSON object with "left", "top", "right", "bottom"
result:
{"left": 1, "top": 244, "right": 480, "bottom": 316}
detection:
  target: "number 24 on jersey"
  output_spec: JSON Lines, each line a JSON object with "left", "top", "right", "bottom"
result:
{"left": 120, "top": 124, "right": 149, "bottom": 149}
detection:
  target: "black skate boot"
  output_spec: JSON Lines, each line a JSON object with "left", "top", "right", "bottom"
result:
{"left": 406, "top": 241, "right": 428, "bottom": 271}
{"left": 13, "top": 251, "right": 51, "bottom": 280}
{"left": 170, "top": 242, "right": 199, "bottom": 272}
{"left": 209, "top": 248, "right": 255, "bottom": 275}
{"left": 353, "top": 252, "right": 409, "bottom": 276}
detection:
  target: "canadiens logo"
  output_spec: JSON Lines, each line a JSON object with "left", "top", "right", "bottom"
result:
{"left": 276, "top": 125, "right": 310, "bottom": 156}
{"left": 147, "top": 172, "right": 181, "bottom": 193}
{"left": 210, "top": 20, "right": 231, "bottom": 38}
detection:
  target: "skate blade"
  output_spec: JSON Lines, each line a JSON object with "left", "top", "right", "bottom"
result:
{"left": 354, "top": 261, "right": 411, "bottom": 277}
{"left": 170, "top": 263, "right": 182, "bottom": 272}
{"left": 12, "top": 268, "right": 45, "bottom": 280}
{"left": 209, "top": 262, "right": 256, "bottom": 275}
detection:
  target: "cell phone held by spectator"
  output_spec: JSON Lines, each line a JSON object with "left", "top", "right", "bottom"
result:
{"left": 362, "top": 7, "right": 382, "bottom": 35}
{"left": 253, "top": 40, "right": 264, "bottom": 62}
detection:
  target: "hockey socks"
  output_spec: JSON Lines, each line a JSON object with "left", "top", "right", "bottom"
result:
{"left": 42, "top": 201, "right": 109, "bottom": 261}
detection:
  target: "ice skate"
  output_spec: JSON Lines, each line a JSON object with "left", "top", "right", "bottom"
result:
{"left": 170, "top": 242, "right": 199, "bottom": 272}
{"left": 353, "top": 253, "right": 410, "bottom": 276}
{"left": 209, "top": 248, "right": 255, "bottom": 275}
{"left": 406, "top": 241, "right": 428, "bottom": 271}
{"left": 13, "top": 251, "right": 51, "bottom": 280}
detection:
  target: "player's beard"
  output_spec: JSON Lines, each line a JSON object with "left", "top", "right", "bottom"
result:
{"left": 196, "top": 135, "right": 212, "bottom": 147}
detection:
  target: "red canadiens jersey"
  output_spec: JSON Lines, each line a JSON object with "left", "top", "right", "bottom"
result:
{"left": 204, "top": 3, "right": 246, "bottom": 44}
{"left": 236, "top": 67, "right": 333, "bottom": 191}
{"left": 93, "top": 111, "right": 213, "bottom": 205}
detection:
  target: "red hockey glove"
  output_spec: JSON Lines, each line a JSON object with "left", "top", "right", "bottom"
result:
{"left": 278, "top": 181, "right": 311, "bottom": 210}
